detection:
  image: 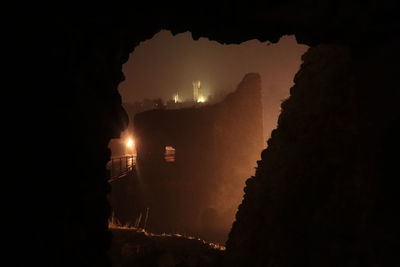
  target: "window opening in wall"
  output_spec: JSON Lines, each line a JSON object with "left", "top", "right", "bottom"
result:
{"left": 165, "top": 146, "right": 176, "bottom": 162}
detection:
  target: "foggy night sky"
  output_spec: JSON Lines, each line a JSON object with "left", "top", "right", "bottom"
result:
{"left": 118, "top": 30, "right": 308, "bottom": 138}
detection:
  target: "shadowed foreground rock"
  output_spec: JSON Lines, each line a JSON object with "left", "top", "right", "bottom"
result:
{"left": 110, "top": 226, "right": 224, "bottom": 267}
{"left": 225, "top": 43, "right": 400, "bottom": 266}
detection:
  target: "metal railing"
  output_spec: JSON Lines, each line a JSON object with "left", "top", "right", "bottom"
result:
{"left": 107, "top": 154, "right": 136, "bottom": 182}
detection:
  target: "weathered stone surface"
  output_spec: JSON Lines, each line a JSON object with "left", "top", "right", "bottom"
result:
{"left": 225, "top": 43, "right": 400, "bottom": 266}
{"left": 132, "top": 73, "right": 264, "bottom": 244}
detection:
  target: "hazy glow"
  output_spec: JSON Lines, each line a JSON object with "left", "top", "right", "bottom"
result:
{"left": 173, "top": 93, "right": 182, "bottom": 103}
{"left": 119, "top": 31, "right": 308, "bottom": 140}
{"left": 193, "top": 80, "right": 201, "bottom": 102}
{"left": 196, "top": 95, "right": 206, "bottom": 103}
{"left": 126, "top": 138, "right": 134, "bottom": 148}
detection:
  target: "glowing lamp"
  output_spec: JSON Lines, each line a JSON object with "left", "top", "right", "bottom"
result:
{"left": 197, "top": 96, "right": 206, "bottom": 103}
{"left": 126, "top": 138, "right": 134, "bottom": 148}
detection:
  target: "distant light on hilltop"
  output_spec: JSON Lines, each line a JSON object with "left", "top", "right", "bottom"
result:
{"left": 173, "top": 93, "right": 182, "bottom": 103}
{"left": 197, "top": 95, "right": 207, "bottom": 103}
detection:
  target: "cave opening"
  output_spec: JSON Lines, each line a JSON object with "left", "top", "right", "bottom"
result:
{"left": 108, "top": 29, "right": 308, "bottom": 247}
{"left": 20, "top": 6, "right": 399, "bottom": 267}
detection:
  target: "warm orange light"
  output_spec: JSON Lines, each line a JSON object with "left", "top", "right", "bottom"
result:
{"left": 165, "top": 146, "right": 176, "bottom": 162}
{"left": 126, "top": 138, "right": 134, "bottom": 148}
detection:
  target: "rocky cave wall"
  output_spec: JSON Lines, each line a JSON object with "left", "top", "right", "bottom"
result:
{"left": 18, "top": 16, "right": 161, "bottom": 267}
{"left": 18, "top": 2, "right": 399, "bottom": 266}
{"left": 225, "top": 42, "right": 400, "bottom": 266}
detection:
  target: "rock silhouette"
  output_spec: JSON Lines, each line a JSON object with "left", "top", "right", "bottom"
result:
{"left": 226, "top": 44, "right": 400, "bottom": 266}
{"left": 15, "top": 2, "right": 400, "bottom": 267}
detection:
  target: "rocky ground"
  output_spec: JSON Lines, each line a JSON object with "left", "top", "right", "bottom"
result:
{"left": 109, "top": 225, "right": 225, "bottom": 267}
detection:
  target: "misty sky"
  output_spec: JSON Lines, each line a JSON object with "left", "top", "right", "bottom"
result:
{"left": 119, "top": 30, "right": 308, "bottom": 138}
